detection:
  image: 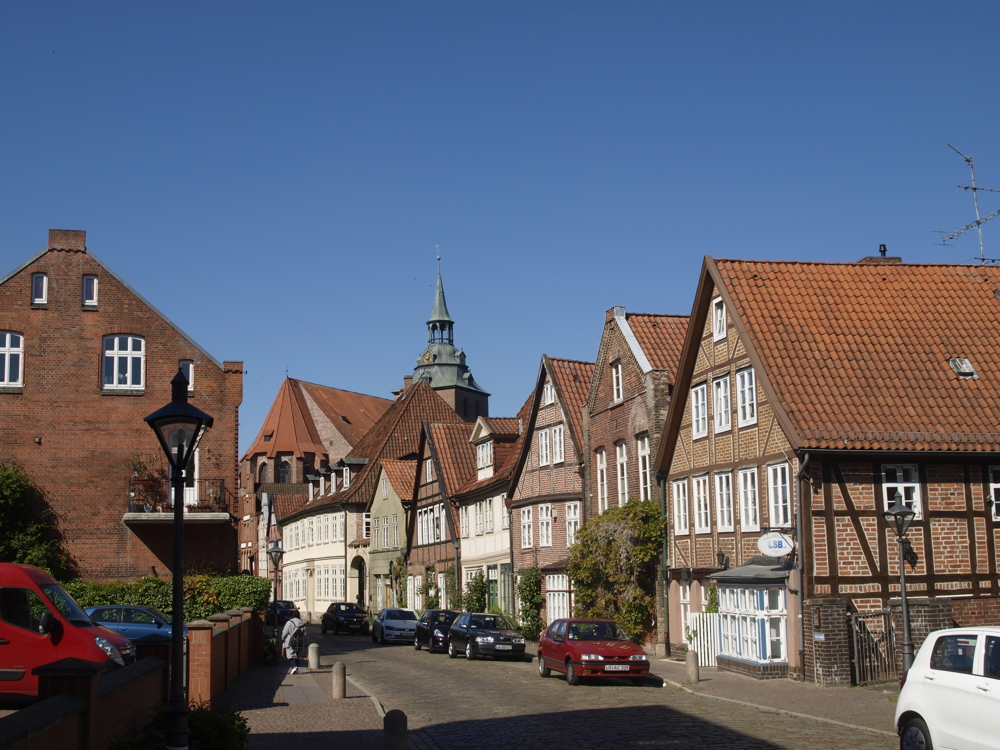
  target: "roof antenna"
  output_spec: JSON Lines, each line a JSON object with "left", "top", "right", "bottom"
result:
{"left": 937, "top": 144, "right": 1000, "bottom": 262}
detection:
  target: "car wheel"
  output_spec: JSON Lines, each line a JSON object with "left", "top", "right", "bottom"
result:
{"left": 414, "top": 636, "right": 421, "bottom": 651}
{"left": 448, "top": 640, "right": 457, "bottom": 659}
{"left": 332, "top": 623, "right": 339, "bottom": 636}
{"left": 900, "top": 717, "right": 933, "bottom": 750}
{"left": 321, "top": 622, "right": 327, "bottom": 634}
{"left": 538, "top": 653, "right": 550, "bottom": 678}
{"left": 566, "top": 660, "right": 580, "bottom": 686}
{"left": 371, "top": 629, "right": 377, "bottom": 643}
{"left": 379, "top": 629, "right": 387, "bottom": 645}
{"left": 466, "top": 641, "right": 476, "bottom": 660}
{"left": 631, "top": 677, "right": 645, "bottom": 687}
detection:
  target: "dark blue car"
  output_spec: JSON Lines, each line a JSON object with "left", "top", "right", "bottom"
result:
{"left": 86, "top": 605, "right": 188, "bottom": 640}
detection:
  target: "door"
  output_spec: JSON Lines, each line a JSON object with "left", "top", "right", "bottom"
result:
{"left": 487, "top": 565, "right": 498, "bottom": 610}
{"left": 0, "top": 586, "right": 59, "bottom": 695}
{"left": 543, "top": 620, "right": 568, "bottom": 672}
{"left": 921, "top": 632, "right": 980, "bottom": 750}
{"left": 121, "top": 608, "right": 163, "bottom": 639}
{"left": 974, "top": 635, "right": 1000, "bottom": 750}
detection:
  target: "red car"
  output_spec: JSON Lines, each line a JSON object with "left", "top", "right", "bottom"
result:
{"left": 537, "top": 618, "right": 649, "bottom": 686}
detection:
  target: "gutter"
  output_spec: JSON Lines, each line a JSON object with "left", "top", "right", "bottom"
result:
{"left": 656, "top": 471, "right": 670, "bottom": 656}
{"left": 794, "top": 451, "right": 810, "bottom": 682}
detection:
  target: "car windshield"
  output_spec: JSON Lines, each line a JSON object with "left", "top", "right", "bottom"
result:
{"left": 383, "top": 609, "right": 417, "bottom": 621}
{"left": 276, "top": 601, "right": 295, "bottom": 608}
{"left": 434, "top": 612, "right": 458, "bottom": 625}
{"left": 334, "top": 603, "right": 363, "bottom": 614}
{"left": 567, "top": 621, "right": 630, "bottom": 641}
{"left": 469, "top": 615, "right": 517, "bottom": 630}
{"left": 40, "top": 584, "right": 94, "bottom": 627}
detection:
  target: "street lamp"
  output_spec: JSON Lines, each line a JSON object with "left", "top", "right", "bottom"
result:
{"left": 267, "top": 540, "right": 284, "bottom": 637}
{"left": 883, "top": 491, "right": 917, "bottom": 672}
{"left": 144, "top": 370, "right": 213, "bottom": 750}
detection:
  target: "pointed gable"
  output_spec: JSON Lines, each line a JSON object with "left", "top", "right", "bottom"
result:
{"left": 242, "top": 378, "right": 327, "bottom": 460}
{"left": 381, "top": 458, "right": 418, "bottom": 502}
{"left": 427, "top": 423, "right": 478, "bottom": 497}
{"left": 547, "top": 357, "right": 595, "bottom": 450}
{"left": 626, "top": 313, "right": 689, "bottom": 373}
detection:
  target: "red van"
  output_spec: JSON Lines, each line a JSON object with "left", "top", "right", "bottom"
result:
{"left": 0, "top": 563, "right": 135, "bottom": 696}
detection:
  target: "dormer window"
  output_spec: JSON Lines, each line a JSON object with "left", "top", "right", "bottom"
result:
{"left": 343, "top": 467, "right": 351, "bottom": 489}
{"left": 477, "top": 441, "right": 493, "bottom": 469}
{"left": 31, "top": 273, "right": 48, "bottom": 305}
{"left": 713, "top": 298, "right": 726, "bottom": 340}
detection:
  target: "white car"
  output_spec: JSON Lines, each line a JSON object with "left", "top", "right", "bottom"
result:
{"left": 895, "top": 625, "right": 1000, "bottom": 750}
{"left": 372, "top": 608, "right": 418, "bottom": 644}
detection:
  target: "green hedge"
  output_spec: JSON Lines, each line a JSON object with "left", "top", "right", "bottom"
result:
{"left": 65, "top": 574, "right": 271, "bottom": 623}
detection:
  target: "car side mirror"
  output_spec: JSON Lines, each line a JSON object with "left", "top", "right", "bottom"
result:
{"left": 156, "top": 621, "right": 163, "bottom": 629}
{"left": 38, "top": 611, "right": 55, "bottom": 636}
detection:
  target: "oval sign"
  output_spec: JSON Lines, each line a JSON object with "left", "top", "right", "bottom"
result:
{"left": 757, "top": 532, "right": 795, "bottom": 557}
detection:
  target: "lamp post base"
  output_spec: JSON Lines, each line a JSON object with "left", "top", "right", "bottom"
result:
{"left": 163, "top": 703, "right": 190, "bottom": 750}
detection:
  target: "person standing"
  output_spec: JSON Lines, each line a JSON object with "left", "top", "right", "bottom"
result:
{"left": 281, "top": 616, "right": 309, "bottom": 675}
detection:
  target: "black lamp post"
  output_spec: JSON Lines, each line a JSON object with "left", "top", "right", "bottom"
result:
{"left": 883, "top": 491, "right": 917, "bottom": 672}
{"left": 144, "top": 370, "right": 213, "bottom": 750}
{"left": 267, "top": 540, "right": 284, "bottom": 637}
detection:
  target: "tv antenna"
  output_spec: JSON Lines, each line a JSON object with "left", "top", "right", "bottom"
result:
{"left": 937, "top": 144, "right": 1000, "bottom": 262}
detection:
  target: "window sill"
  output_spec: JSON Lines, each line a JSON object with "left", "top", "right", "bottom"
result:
{"left": 0, "top": 386, "right": 23, "bottom": 394}
{"left": 737, "top": 420, "right": 758, "bottom": 429}
{"left": 102, "top": 389, "right": 146, "bottom": 397}
{"left": 82, "top": 305, "right": 98, "bottom": 312}
{"left": 30, "top": 303, "right": 47, "bottom": 309}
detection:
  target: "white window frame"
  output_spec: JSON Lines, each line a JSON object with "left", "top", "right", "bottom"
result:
{"left": 538, "top": 429, "right": 550, "bottom": 466}
{"left": 308, "top": 519, "right": 314, "bottom": 545}
{"left": 179, "top": 360, "right": 194, "bottom": 391}
{"left": 426, "top": 459, "right": 433, "bottom": 482}
{"left": 737, "top": 367, "right": 757, "bottom": 427}
{"left": 486, "top": 497, "right": 494, "bottom": 533}
{"left": 31, "top": 273, "right": 47, "bottom": 304}
{"left": 392, "top": 513, "right": 398, "bottom": 547}
{"left": 372, "top": 517, "right": 380, "bottom": 549}
{"left": 543, "top": 382, "right": 555, "bottom": 405}
{"left": 767, "top": 463, "right": 792, "bottom": 528}
{"left": 521, "top": 507, "right": 533, "bottom": 548}
{"left": 501, "top": 503, "right": 510, "bottom": 530}
{"left": 616, "top": 441, "right": 628, "bottom": 505}
{"left": 0, "top": 332, "right": 23, "bottom": 387}
{"left": 612, "top": 360, "right": 623, "bottom": 402}
{"left": 477, "top": 441, "right": 493, "bottom": 469}
{"left": 693, "top": 475, "right": 710, "bottom": 534}
{"left": 713, "top": 375, "right": 731, "bottom": 432}
{"left": 545, "top": 574, "right": 570, "bottom": 624}
{"left": 382, "top": 515, "right": 389, "bottom": 548}
{"left": 566, "top": 501, "right": 580, "bottom": 546}
{"left": 460, "top": 505, "right": 469, "bottom": 538}
{"left": 551, "top": 425, "right": 564, "bottom": 464}
{"left": 382, "top": 477, "right": 388, "bottom": 499}
{"left": 715, "top": 472, "right": 734, "bottom": 532}
{"left": 673, "top": 479, "right": 689, "bottom": 535}
{"left": 475, "top": 502, "right": 484, "bottom": 536}
{"left": 596, "top": 449, "right": 608, "bottom": 514}
{"left": 691, "top": 383, "right": 708, "bottom": 439}
{"left": 102, "top": 335, "right": 145, "bottom": 390}
{"left": 882, "top": 464, "right": 922, "bottom": 519}
{"left": 539, "top": 504, "right": 552, "bottom": 546}
{"left": 713, "top": 297, "right": 726, "bottom": 341}
{"left": 82, "top": 275, "right": 98, "bottom": 306}
{"left": 718, "top": 586, "right": 786, "bottom": 663}
{"left": 989, "top": 466, "right": 1000, "bottom": 522}
{"left": 738, "top": 467, "right": 760, "bottom": 532}
{"left": 343, "top": 467, "right": 351, "bottom": 489}
{"left": 637, "top": 435, "right": 650, "bottom": 500}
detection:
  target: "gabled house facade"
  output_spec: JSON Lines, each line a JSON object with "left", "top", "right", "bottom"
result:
{"left": 0, "top": 229, "right": 243, "bottom": 581}
{"left": 366, "top": 458, "right": 417, "bottom": 610}
{"left": 656, "top": 256, "right": 1000, "bottom": 684}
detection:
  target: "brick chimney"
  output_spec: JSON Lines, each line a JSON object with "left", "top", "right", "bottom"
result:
{"left": 48, "top": 229, "right": 86, "bottom": 252}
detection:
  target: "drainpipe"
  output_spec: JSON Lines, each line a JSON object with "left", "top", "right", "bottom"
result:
{"left": 794, "top": 452, "right": 811, "bottom": 682}
{"left": 656, "top": 471, "right": 670, "bottom": 657}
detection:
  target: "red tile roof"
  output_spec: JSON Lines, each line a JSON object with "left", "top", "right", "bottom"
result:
{"left": 427, "top": 423, "right": 478, "bottom": 497}
{"left": 715, "top": 258, "right": 1000, "bottom": 452}
{"left": 297, "top": 380, "right": 394, "bottom": 448}
{"left": 546, "top": 357, "right": 595, "bottom": 449}
{"left": 626, "top": 313, "right": 689, "bottom": 373}
{"left": 454, "top": 395, "right": 533, "bottom": 496}
{"left": 381, "top": 459, "right": 418, "bottom": 502}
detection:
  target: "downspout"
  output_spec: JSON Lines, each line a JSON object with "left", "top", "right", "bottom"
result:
{"left": 656, "top": 471, "right": 670, "bottom": 657}
{"left": 793, "top": 452, "right": 811, "bottom": 682}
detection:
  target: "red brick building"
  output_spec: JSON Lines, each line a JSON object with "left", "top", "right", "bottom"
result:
{"left": 0, "top": 229, "right": 243, "bottom": 581}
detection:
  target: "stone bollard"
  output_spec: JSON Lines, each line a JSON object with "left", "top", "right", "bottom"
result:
{"left": 384, "top": 709, "right": 407, "bottom": 750}
{"left": 308, "top": 642, "right": 320, "bottom": 670}
{"left": 686, "top": 649, "right": 700, "bottom": 683}
{"left": 332, "top": 661, "right": 346, "bottom": 700}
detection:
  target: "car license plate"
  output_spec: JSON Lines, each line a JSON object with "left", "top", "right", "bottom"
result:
{"left": 349, "top": 624, "right": 359, "bottom": 629}
{"left": 604, "top": 664, "right": 629, "bottom": 671}
{"left": 495, "top": 644, "right": 512, "bottom": 650}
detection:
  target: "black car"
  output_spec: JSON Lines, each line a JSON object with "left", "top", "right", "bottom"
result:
{"left": 321, "top": 602, "right": 369, "bottom": 635}
{"left": 413, "top": 609, "right": 459, "bottom": 653}
{"left": 448, "top": 613, "right": 527, "bottom": 660}
{"left": 265, "top": 600, "right": 300, "bottom": 626}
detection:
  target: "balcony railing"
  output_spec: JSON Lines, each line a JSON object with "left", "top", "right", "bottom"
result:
{"left": 126, "top": 477, "right": 234, "bottom": 516}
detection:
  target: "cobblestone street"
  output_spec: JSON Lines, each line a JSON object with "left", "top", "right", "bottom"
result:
{"left": 242, "top": 626, "right": 897, "bottom": 750}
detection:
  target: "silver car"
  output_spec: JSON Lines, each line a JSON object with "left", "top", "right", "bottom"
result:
{"left": 372, "top": 608, "right": 418, "bottom": 644}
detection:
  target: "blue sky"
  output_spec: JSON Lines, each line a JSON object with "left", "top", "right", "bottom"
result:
{"left": 2, "top": 2, "right": 999, "bottom": 455}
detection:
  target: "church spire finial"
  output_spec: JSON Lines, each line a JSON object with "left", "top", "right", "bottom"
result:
{"left": 428, "top": 252, "right": 453, "bottom": 327}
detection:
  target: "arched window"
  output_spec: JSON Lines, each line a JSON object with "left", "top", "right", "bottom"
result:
{"left": 258, "top": 463, "right": 269, "bottom": 483}
{"left": 1, "top": 332, "right": 23, "bottom": 386}
{"left": 279, "top": 460, "right": 292, "bottom": 483}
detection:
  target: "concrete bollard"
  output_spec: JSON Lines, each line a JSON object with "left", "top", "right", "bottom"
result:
{"left": 384, "top": 709, "right": 407, "bottom": 750}
{"left": 686, "top": 649, "right": 700, "bottom": 683}
{"left": 308, "top": 642, "right": 320, "bottom": 670}
{"left": 332, "top": 661, "right": 346, "bottom": 700}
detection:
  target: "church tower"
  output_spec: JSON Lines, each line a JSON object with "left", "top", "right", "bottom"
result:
{"left": 402, "top": 260, "right": 489, "bottom": 421}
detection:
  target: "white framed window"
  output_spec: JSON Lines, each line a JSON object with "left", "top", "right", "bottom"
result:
{"left": 616, "top": 441, "right": 628, "bottom": 505}
{"left": 538, "top": 429, "right": 550, "bottom": 466}
{"left": 719, "top": 586, "right": 786, "bottom": 663}
{"left": 596, "top": 449, "right": 608, "bottom": 513}
{"left": 521, "top": 507, "right": 533, "bottom": 548}
{"left": 478, "top": 441, "right": 494, "bottom": 469}
{"left": 691, "top": 383, "right": 708, "bottom": 438}
{"left": 0, "top": 332, "right": 23, "bottom": 386}
{"left": 363, "top": 512, "right": 371, "bottom": 538}
{"left": 336, "top": 512, "right": 345, "bottom": 542}
{"left": 713, "top": 297, "right": 726, "bottom": 341}
{"left": 414, "top": 575, "right": 423, "bottom": 611}
{"left": 31, "top": 273, "right": 47, "bottom": 304}
{"left": 102, "top": 335, "right": 145, "bottom": 390}
{"left": 738, "top": 468, "right": 760, "bottom": 532}
{"left": 460, "top": 505, "right": 469, "bottom": 537}
{"left": 308, "top": 519, "right": 314, "bottom": 545}
{"left": 425, "top": 459, "right": 433, "bottom": 482}
{"left": 543, "top": 382, "right": 555, "bottom": 405}
{"left": 372, "top": 517, "right": 380, "bottom": 548}
{"left": 545, "top": 574, "right": 570, "bottom": 624}
{"left": 343, "top": 467, "right": 351, "bottom": 489}
{"left": 179, "top": 360, "right": 194, "bottom": 391}
{"left": 713, "top": 376, "right": 731, "bottom": 432}
{"left": 679, "top": 582, "right": 691, "bottom": 640}
{"left": 437, "top": 572, "right": 448, "bottom": 609}
{"left": 486, "top": 497, "right": 494, "bottom": 533}
{"left": 637, "top": 435, "right": 651, "bottom": 500}
{"left": 882, "top": 464, "right": 922, "bottom": 519}
{"left": 552, "top": 425, "right": 564, "bottom": 464}
{"left": 737, "top": 367, "right": 757, "bottom": 427}
{"left": 434, "top": 503, "right": 444, "bottom": 541}
{"left": 382, "top": 515, "right": 389, "bottom": 548}
{"left": 82, "top": 275, "right": 98, "bottom": 306}
{"left": 715, "top": 472, "right": 734, "bottom": 532}
{"left": 673, "top": 479, "right": 689, "bottom": 535}
{"left": 768, "top": 463, "right": 791, "bottom": 528}
{"left": 693, "top": 475, "right": 710, "bottom": 533}
{"left": 392, "top": 514, "right": 399, "bottom": 547}
{"left": 382, "top": 477, "right": 388, "bottom": 499}
{"left": 501, "top": 503, "right": 510, "bottom": 529}
{"left": 989, "top": 467, "right": 1000, "bottom": 522}
{"left": 566, "top": 502, "right": 580, "bottom": 546}
{"left": 539, "top": 504, "right": 552, "bottom": 546}
{"left": 475, "top": 502, "right": 484, "bottom": 535}
{"left": 612, "top": 361, "right": 623, "bottom": 402}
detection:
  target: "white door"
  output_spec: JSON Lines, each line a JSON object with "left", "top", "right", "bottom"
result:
{"left": 974, "top": 635, "right": 1000, "bottom": 750}
{"left": 920, "top": 633, "right": 980, "bottom": 750}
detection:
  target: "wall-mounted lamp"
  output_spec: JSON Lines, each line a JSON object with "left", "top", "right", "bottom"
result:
{"left": 34, "top": 437, "right": 41, "bottom": 445}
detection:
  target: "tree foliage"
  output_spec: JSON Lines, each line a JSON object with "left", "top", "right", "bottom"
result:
{"left": 567, "top": 499, "right": 665, "bottom": 639}
{"left": 463, "top": 570, "right": 487, "bottom": 613}
{"left": 516, "top": 566, "right": 544, "bottom": 640}
{"left": 0, "top": 461, "right": 72, "bottom": 579}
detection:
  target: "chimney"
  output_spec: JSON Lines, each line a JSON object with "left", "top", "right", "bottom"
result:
{"left": 48, "top": 229, "right": 86, "bottom": 252}
{"left": 858, "top": 244, "right": 902, "bottom": 264}
{"left": 398, "top": 375, "right": 413, "bottom": 398}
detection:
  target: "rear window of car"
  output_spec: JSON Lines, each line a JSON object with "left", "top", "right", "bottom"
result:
{"left": 985, "top": 636, "right": 1000, "bottom": 680}
{"left": 930, "top": 634, "right": 978, "bottom": 674}
{"left": 384, "top": 610, "right": 417, "bottom": 620}
{"left": 277, "top": 601, "right": 295, "bottom": 608}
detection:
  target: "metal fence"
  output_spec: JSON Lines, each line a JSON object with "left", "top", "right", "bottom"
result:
{"left": 850, "top": 610, "right": 897, "bottom": 685}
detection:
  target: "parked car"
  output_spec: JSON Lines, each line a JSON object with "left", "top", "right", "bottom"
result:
{"left": 372, "top": 608, "right": 418, "bottom": 644}
{"left": 537, "top": 619, "right": 649, "bottom": 686}
{"left": 321, "top": 602, "right": 369, "bottom": 635}
{"left": 414, "top": 609, "right": 459, "bottom": 653}
{"left": 447, "top": 613, "right": 526, "bottom": 660}
{"left": 265, "top": 600, "right": 300, "bottom": 626}
{"left": 895, "top": 625, "right": 1000, "bottom": 750}
{"left": 0, "top": 563, "right": 135, "bottom": 697}
{"left": 86, "top": 605, "right": 187, "bottom": 640}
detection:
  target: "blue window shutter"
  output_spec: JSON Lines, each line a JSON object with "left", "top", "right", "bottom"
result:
{"left": 758, "top": 619, "right": 768, "bottom": 661}
{"left": 756, "top": 590, "right": 765, "bottom": 611}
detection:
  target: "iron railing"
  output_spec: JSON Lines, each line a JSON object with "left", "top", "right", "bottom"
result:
{"left": 127, "top": 477, "right": 234, "bottom": 515}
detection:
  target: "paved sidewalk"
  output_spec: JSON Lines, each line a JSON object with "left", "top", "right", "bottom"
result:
{"left": 648, "top": 658, "right": 899, "bottom": 735}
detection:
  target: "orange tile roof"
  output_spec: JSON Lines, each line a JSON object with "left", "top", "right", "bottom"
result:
{"left": 455, "top": 395, "right": 533, "bottom": 496}
{"left": 626, "top": 313, "right": 689, "bottom": 373}
{"left": 427, "top": 423, "right": 478, "bottom": 497}
{"left": 381, "top": 459, "right": 418, "bottom": 502}
{"left": 547, "top": 357, "right": 595, "bottom": 448}
{"left": 297, "top": 380, "right": 394, "bottom": 448}
{"left": 715, "top": 258, "right": 1000, "bottom": 452}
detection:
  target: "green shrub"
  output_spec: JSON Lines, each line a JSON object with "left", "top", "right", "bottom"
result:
{"left": 0, "top": 461, "right": 73, "bottom": 579}
{"left": 516, "top": 566, "right": 544, "bottom": 640}
{"left": 463, "top": 571, "right": 487, "bottom": 613}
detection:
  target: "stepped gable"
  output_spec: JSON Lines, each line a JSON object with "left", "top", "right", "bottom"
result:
{"left": 455, "top": 395, "right": 533, "bottom": 495}
{"left": 381, "top": 458, "right": 418, "bottom": 500}
{"left": 715, "top": 258, "right": 1000, "bottom": 451}
{"left": 626, "top": 313, "right": 689, "bottom": 372}
{"left": 242, "top": 377, "right": 326, "bottom": 460}
{"left": 427, "top": 423, "right": 478, "bottom": 497}
{"left": 547, "top": 357, "right": 595, "bottom": 448}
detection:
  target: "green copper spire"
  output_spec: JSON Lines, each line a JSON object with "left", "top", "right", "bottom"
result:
{"left": 428, "top": 256, "right": 454, "bottom": 325}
